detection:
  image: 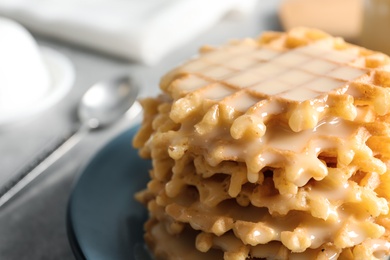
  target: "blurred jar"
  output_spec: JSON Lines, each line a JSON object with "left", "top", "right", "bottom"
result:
{"left": 360, "top": 0, "right": 390, "bottom": 55}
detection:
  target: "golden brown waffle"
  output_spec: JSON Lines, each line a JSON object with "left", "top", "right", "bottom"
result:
{"left": 133, "top": 27, "right": 390, "bottom": 259}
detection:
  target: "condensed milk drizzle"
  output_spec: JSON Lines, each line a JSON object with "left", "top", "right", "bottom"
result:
{"left": 167, "top": 40, "right": 370, "bottom": 138}
{"left": 162, "top": 38, "right": 388, "bottom": 187}
{"left": 135, "top": 28, "right": 390, "bottom": 260}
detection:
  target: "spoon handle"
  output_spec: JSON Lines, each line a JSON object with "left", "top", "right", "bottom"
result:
{"left": 0, "top": 127, "right": 87, "bottom": 208}
{"left": 0, "top": 100, "right": 141, "bottom": 208}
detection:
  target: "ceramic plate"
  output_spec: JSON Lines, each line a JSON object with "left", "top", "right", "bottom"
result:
{"left": 67, "top": 126, "right": 151, "bottom": 260}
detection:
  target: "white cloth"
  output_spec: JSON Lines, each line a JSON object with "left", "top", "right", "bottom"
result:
{"left": 0, "top": 0, "right": 256, "bottom": 65}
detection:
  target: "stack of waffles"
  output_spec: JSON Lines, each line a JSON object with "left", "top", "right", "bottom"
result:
{"left": 133, "top": 28, "right": 390, "bottom": 259}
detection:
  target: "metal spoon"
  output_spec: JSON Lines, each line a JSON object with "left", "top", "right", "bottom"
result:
{"left": 0, "top": 75, "right": 139, "bottom": 208}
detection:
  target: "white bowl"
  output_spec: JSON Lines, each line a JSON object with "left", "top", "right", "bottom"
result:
{"left": 0, "top": 46, "right": 74, "bottom": 126}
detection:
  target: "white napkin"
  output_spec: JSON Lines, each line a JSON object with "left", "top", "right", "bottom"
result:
{"left": 0, "top": 0, "right": 256, "bottom": 65}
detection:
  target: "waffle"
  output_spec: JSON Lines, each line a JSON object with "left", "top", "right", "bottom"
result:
{"left": 133, "top": 27, "right": 390, "bottom": 259}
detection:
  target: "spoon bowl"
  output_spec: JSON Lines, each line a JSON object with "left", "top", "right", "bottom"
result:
{"left": 78, "top": 76, "right": 139, "bottom": 129}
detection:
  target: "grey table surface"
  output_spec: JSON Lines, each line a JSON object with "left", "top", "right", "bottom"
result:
{"left": 0, "top": 2, "right": 282, "bottom": 259}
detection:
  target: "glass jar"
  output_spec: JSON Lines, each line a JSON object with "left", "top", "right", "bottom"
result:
{"left": 360, "top": 0, "right": 390, "bottom": 55}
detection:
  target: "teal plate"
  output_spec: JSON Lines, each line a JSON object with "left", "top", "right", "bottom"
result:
{"left": 67, "top": 126, "right": 151, "bottom": 260}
